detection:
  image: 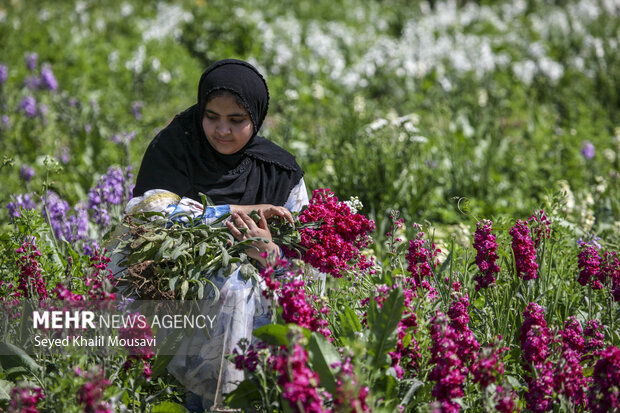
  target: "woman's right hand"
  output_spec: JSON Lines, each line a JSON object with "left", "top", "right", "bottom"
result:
{"left": 230, "top": 204, "right": 294, "bottom": 226}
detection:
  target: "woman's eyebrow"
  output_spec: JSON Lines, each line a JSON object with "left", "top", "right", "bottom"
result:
{"left": 204, "top": 108, "right": 248, "bottom": 117}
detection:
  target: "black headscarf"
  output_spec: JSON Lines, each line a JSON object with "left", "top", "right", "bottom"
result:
{"left": 132, "top": 59, "right": 304, "bottom": 206}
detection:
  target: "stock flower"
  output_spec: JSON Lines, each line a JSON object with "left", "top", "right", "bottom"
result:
{"left": 85, "top": 249, "right": 116, "bottom": 301}
{"left": 600, "top": 251, "right": 620, "bottom": 301}
{"left": 577, "top": 242, "right": 603, "bottom": 289}
{"left": 519, "top": 303, "right": 553, "bottom": 412}
{"left": 131, "top": 101, "right": 143, "bottom": 120}
{"left": 405, "top": 228, "right": 440, "bottom": 292}
{"left": 40, "top": 63, "right": 58, "bottom": 91}
{"left": 15, "top": 241, "right": 47, "bottom": 300}
{"left": 7, "top": 193, "right": 37, "bottom": 219}
{"left": 24, "top": 52, "right": 38, "bottom": 71}
{"left": 494, "top": 387, "right": 519, "bottom": 413}
{"left": 9, "top": 383, "right": 44, "bottom": 413}
{"left": 285, "top": 188, "right": 375, "bottom": 278}
{"left": 510, "top": 220, "right": 538, "bottom": 280}
{"left": 472, "top": 219, "right": 500, "bottom": 290}
{"left": 588, "top": 345, "right": 620, "bottom": 413}
{"left": 447, "top": 294, "right": 479, "bottom": 366}
{"left": 19, "top": 96, "right": 37, "bottom": 118}
{"left": 42, "top": 190, "right": 71, "bottom": 240}
{"left": 232, "top": 338, "right": 262, "bottom": 372}
{"left": 527, "top": 210, "right": 551, "bottom": 248}
{"left": 0, "top": 64, "right": 7, "bottom": 84}
{"left": 428, "top": 312, "right": 465, "bottom": 412}
{"left": 119, "top": 312, "right": 155, "bottom": 377}
{"left": 331, "top": 356, "right": 371, "bottom": 413}
{"left": 88, "top": 166, "right": 134, "bottom": 228}
{"left": 554, "top": 317, "right": 588, "bottom": 407}
{"left": 581, "top": 141, "right": 595, "bottom": 160}
{"left": 20, "top": 164, "right": 34, "bottom": 182}
{"left": 76, "top": 370, "right": 112, "bottom": 413}
{"left": 274, "top": 344, "right": 328, "bottom": 413}
{"left": 584, "top": 319, "right": 605, "bottom": 355}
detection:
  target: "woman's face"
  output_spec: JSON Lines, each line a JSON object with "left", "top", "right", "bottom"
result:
{"left": 202, "top": 92, "right": 254, "bottom": 155}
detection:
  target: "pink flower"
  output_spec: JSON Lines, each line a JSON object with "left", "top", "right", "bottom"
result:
{"left": 118, "top": 312, "right": 155, "bottom": 362}
{"left": 584, "top": 319, "right": 605, "bottom": 355}
{"left": 510, "top": 220, "right": 538, "bottom": 281}
{"left": 331, "top": 357, "right": 371, "bottom": 413}
{"left": 588, "top": 345, "right": 620, "bottom": 413}
{"left": 471, "top": 338, "right": 507, "bottom": 389}
{"left": 472, "top": 219, "right": 500, "bottom": 290}
{"left": 447, "top": 295, "right": 480, "bottom": 366}
{"left": 600, "top": 251, "right": 620, "bottom": 301}
{"left": 527, "top": 210, "right": 551, "bottom": 248}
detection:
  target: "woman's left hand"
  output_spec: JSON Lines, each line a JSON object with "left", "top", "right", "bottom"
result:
{"left": 226, "top": 210, "right": 279, "bottom": 266}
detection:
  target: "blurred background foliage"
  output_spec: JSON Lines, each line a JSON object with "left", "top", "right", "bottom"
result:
{"left": 0, "top": 0, "right": 618, "bottom": 245}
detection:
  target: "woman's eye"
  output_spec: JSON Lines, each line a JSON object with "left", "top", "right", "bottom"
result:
{"left": 230, "top": 118, "right": 244, "bottom": 124}
{"left": 205, "top": 114, "right": 217, "bottom": 120}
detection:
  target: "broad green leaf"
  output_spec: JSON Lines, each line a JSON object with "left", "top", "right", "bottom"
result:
{"left": 0, "top": 342, "right": 42, "bottom": 375}
{"left": 367, "top": 288, "right": 404, "bottom": 370}
{"left": 169, "top": 276, "right": 179, "bottom": 292}
{"left": 253, "top": 324, "right": 290, "bottom": 346}
{"left": 151, "top": 401, "right": 189, "bottom": 413}
{"left": 308, "top": 333, "right": 339, "bottom": 394}
{"left": 225, "top": 379, "right": 261, "bottom": 408}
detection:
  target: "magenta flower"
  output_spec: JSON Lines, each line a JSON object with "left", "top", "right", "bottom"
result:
{"left": 118, "top": 312, "right": 155, "bottom": 362}
{"left": 10, "top": 384, "right": 44, "bottom": 412}
{"left": 527, "top": 210, "right": 551, "bottom": 248}
{"left": 520, "top": 303, "right": 553, "bottom": 412}
{"left": 471, "top": 338, "right": 507, "bottom": 389}
{"left": 588, "top": 345, "right": 620, "bottom": 413}
{"left": 584, "top": 319, "right": 605, "bottom": 355}
{"left": 14, "top": 241, "right": 47, "bottom": 300}
{"left": 405, "top": 228, "right": 440, "bottom": 291}
{"left": 331, "top": 356, "right": 371, "bottom": 412}
{"left": 510, "top": 220, "right": 538, "bottom": 280}
{"left": 554, "top": 317, "right": 588, "bottom": 407}
{"left": 472, "top": 219, "right": 500, "bottom": 290}
{"left": 274, "top": 344, "right": 329, "bottom": 413}
{"left": 76, "top": 370, "right": 112, "bottom": 413}
{"left": 577, "top": 243, "right": 603, "bottom": 289}
{"left": 601, "top": 251, "right": 620, "bottom": 301}
{"left": 447, "top": 294, "right": 480, "bottom": 366}
{"left": 428, "top": 312, "right": 465, "bottom": 412}
{"left": 284, "top": 188, "right": 375, "bottom": 278}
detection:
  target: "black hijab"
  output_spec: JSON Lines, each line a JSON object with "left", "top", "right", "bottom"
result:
{"left": 132, "top": 59, "right": 304, "bottom": 206}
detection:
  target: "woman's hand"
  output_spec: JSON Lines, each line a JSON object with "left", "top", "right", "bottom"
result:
{"left": 226, "top": 211, "right": 280, "bottom": 267}
{"left": 230, "top": 204, "right": 294, "bottom": 226}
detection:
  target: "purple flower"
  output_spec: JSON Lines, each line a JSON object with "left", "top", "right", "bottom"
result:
{"left": 24, "top": 52, "right": 38, "bottom": 71}
{"left": 1, "top": 115, "right": 10, "bottom": 130}
{"left": 6, "top": 193, "right": 37, "bottom": 219}
{"left": 110, "top": 131, "right": 136, "bottom": 145}
{"left": 58, "top": 147, "right": 70, "bottom": 164}
{"left": 19, "top": 96, "right": 37, "bottom": 118}
{"left": 0, "top": 64, "right": 7, "bottom": 84}
{"left": 69, "top": 97, "right": 78, "bottom": 106}
{"left": 581, "top": 141, "right": 595, "bottom": 160}
{"left": 42, "top": 190, "right": 71, "bottom": 240}
{"left": 87, "top": 166, "right": 134, "bottom": 227}
{"left": 66, "top": 204, "right": 90, "bottom": 244}
{"left": 40, "top": 64, "right": 58, "bottom": 91}
{"left": 20, "top": 165, "right": 34, "bottom": 182}
{"left": 85, "top": 124, "right": 92, "bottom": 133}
{"left": 131, "top": 101, "right": 143, "bottom": 120}
{"left": 23, "top": 75, "right": 40, "bottom": 90}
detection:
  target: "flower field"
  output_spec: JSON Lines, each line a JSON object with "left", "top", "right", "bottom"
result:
{"left": 0, "top": 0, "right": 619, "bottom": 411}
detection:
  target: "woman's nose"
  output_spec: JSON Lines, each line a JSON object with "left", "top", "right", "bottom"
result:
{"left": 216, "top": 122, "right": 231, "bottom": 135}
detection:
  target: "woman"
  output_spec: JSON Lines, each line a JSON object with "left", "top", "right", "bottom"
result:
{"left": 126, "top": 59, "right": 308, "bottom": 411}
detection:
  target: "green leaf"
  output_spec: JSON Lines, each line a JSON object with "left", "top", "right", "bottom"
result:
{"left": 151, "top": 401, "right": 189, "bottom": 413}
{"left": 151, "top": 330, "right": 186, "bottom": 379}
{"left": 0, "top": 379, "right": 13, "bottom": 400}
{"left": 169, "top": 276, "right": 179, "bottom": 292}
{"left": 180, "top": 280, "right": 189, "bottom": 300}
{"left": 340, "top": 305, "right": 362, "bottom": 337}
{"left": 0, "top": 342, "right": 42, "bottom": 376}
{"left": 253, "top": 324, "right": 290, "bottom": 346}
{"left": 308, "top": 333, "right": 339, "bottom": 394}
{"left": 224, "top": 379, "right": 261, "bottom": 408}
{"left": 367, "top": 288, "right": 404, "bottom": 370}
